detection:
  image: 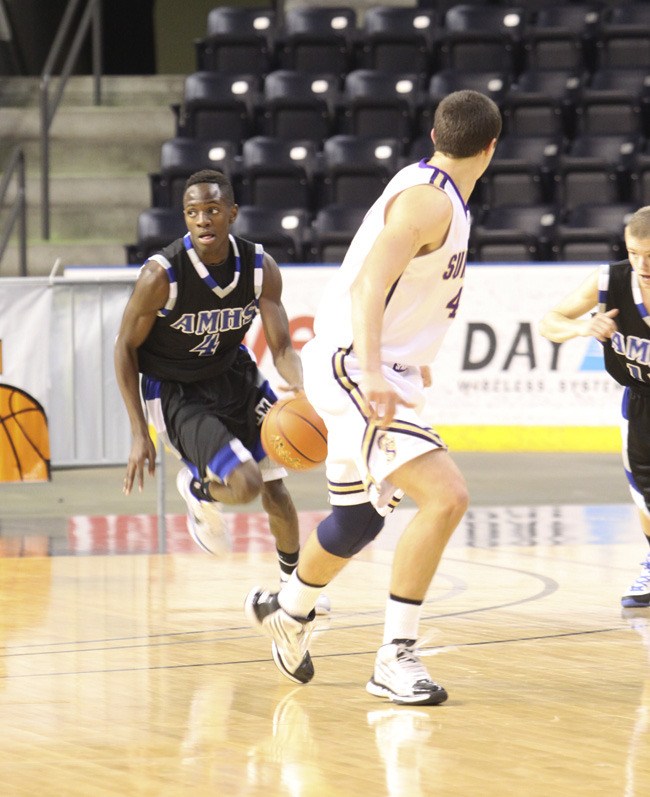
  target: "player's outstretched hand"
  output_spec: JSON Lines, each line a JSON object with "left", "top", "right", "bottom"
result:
{"left": 586, "top": 308, "right": 619, "bottom": 342}
{"left": 123, "top": 434, "right": 156, "bottom": 495}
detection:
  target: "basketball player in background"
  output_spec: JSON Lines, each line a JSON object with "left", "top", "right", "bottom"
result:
{"left": 246, "top": 90, "right": 502, "bottom": 703}
{"left": 540, "top": 206, "right": 650, "bottom": 610}
{"left": 114, "top": 169, "right": 329, "bottom": 614}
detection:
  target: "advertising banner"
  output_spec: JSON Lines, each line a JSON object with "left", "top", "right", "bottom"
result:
{"left": 426, "top": 264, "right": 621, "bottom": 424}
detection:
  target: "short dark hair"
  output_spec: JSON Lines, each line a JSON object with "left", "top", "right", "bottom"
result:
{"left": 184, "top": 170, "right": 235, "bottom": 205}
{"left": 433, "top": 90, "right": 502, "bottom": 159}
{"left": 626, "top": 206, "right": 650, "bottom": 240}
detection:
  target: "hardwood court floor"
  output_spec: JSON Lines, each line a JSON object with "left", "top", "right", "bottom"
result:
{"left": 0, "top": 454, "right": 649, "bottom": 796}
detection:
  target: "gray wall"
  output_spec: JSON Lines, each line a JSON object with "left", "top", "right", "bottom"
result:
{"left": 154, "top": 0, "right": 269, "bottom": 74}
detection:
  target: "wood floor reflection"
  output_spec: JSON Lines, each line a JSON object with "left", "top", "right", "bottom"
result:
{"left": 1, "top": 505, "right": 649, "bottom": 796}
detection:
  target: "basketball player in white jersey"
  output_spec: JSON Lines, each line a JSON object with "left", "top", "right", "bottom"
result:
{"left": 246, "top": 90, "right": 502, "bottom": 703}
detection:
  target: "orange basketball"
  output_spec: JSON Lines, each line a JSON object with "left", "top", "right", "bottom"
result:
{"left": 261, "top": 395, "right": 327, "bottom": 471}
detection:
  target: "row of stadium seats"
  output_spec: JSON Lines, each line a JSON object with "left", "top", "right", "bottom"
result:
{"left": 126, "top": 201, "right": 637, "bottom": 266}
{"left": 171, "top": 66, "right": 650, "bottom": 150}
{"left": 193, "top": 2, "right": 650, "bottom": 80}
{"left": 147, "top": 132, "right": 650, "bottom": 213}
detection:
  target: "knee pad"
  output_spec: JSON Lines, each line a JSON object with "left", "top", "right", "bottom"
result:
{"left": 316, "top": 503, "right": 385, "bottom": 558}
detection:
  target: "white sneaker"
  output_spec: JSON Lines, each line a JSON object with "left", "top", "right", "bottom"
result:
{"left": 176, "top": 467, "right": 230, "bottom": 556}
{"left": 621, "top": 552, "right": 650, "bottom": 608}
{"left": 245, "top": 587, "right": 315, "bottom": 684}
{"left": 366, "top": 639, "right": 448, "bottom": 706}
{"left": 280, "top": 572, "right": 332, "bottom": 616}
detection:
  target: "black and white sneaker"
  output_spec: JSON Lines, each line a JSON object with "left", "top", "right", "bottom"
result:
{"left": 366, "top": 639, "right": 448, "bottom": 706}
{"left": 245, "top": 587, "right": 316, "bottom": 684}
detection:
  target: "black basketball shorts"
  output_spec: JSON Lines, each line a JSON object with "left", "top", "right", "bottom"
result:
{"left": 142, "top": 346, "right": 283, "bottom": 483}
{"left": 622, "top": 387, "right": 650, "bottom": 514}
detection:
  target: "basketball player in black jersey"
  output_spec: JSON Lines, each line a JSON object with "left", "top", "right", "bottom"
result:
{"left": 114, "top": 169, "right": 329, "bottom": 613}
{"left": 540, "top": 206, "right": 650, "bottom": 608}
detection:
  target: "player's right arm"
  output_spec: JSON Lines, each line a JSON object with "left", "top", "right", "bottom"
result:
{"left": 350, "top": 184, "right": 452, "bottom": 426}
{"left": 114, "top": 262, "right": 170, "bottom": 493}
{"left": 539, "top": 268, "right": 619, "bottom": 343}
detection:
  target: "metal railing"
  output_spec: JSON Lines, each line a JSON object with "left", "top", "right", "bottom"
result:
{"left": 0, "top": 145, "right": 27, "bottom": 276}
{"left": 40, "top": 0, "right": 103, "bottom": 240}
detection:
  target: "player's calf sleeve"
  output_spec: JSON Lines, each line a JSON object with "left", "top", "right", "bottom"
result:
{"left": 316, "top": 503, "right": 385, "bottom": 558}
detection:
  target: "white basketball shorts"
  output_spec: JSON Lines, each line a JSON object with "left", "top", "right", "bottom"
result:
{"left": 301, "top": 338, "right": 447, "bottom": 514}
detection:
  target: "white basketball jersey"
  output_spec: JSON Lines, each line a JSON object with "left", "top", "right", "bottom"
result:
{"left": 312, "top": 161, "right": 470, "bottom": 366}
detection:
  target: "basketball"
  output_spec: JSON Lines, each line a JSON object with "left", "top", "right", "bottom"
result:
{"left": 261, "top": 394, "right": 328, "bottom": 471}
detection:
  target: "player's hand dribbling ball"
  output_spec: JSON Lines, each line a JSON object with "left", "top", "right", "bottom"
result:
{"left": 261, "top": 395, "right": 327, "bottom": 471}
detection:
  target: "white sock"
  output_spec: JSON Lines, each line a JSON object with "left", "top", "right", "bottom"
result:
{"left": 382, "top": 596, "right": 422, "bottom": 644}
{"left": 279, "top": 570, "right": 324, "bottom": 619}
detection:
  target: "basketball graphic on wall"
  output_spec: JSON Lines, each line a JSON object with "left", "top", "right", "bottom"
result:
{"left": 0, "top": 384, "right": 51, "bottom": 482}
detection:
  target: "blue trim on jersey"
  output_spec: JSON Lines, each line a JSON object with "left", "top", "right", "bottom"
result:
{"left": 251, "top": 437, "right": 267, "bottom": 462}
{"left": 142, "top": 375, "right": 162, "bottom": 400}
{"left": 184, "top": 460, "right": 201, "bottom": 483}
{"left": 157, "top": 260, "right": 178, "bottom": 317}
{"left": 184, "top": 233, "right": 219, "bottom": 290}
{"left": 635, "top": 299, "right": 649, "bottom": 321}
{"left": 622, "top": 386, "right": 630, "bottom": 420}
{"left": 207, "top": 443, "right": 246, "bottom": 482}
{"left": 597, "top": 262, "right": 610, "bottom": 308}
{"left": 625, "top": 466, "right": 641, "bottom": 492}
{"left": 254, "top": 247, "right": 264, "bottom": 307}
{"left": 417, "top": 160, "right": 447, "bottom": 185}
{"left": 260, "top": 377, "right": 278, "bottom": 403}
{"left": 417, "top": 160, "right": 468, "bottom": 214}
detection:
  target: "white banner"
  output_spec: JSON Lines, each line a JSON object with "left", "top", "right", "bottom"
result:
{"left": 426, "top": 264, "right": 622, "bottom": 426}
{"left": 0, "top": 281, "right": 52, "bottom": 411}
{"left": 247, "top": 263, "right": 622, "bottom": 429}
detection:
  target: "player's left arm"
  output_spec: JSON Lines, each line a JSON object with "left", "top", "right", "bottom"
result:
{"left": 539, "top": 269, "right": 619, "bottom": 343}
{"left": 258, "top": 252, "right": 304, "bottom": 393}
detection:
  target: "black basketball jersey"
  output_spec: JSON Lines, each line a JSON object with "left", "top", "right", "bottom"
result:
{"left": 599, "top": 260, "right": 650, "bottom": 395}
{"left": 137, "top": 233, "right": 264, "bottom": 382}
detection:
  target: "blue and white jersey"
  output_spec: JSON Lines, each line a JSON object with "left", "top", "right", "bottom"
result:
{"left": 137, "top": 233, "right": 264, "bottom": 382}
{"left": 312, "top": 160, "right": 470, "bottom": 366}
{"left": 598, "top": 259, "right": 650, "bottom": 394}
